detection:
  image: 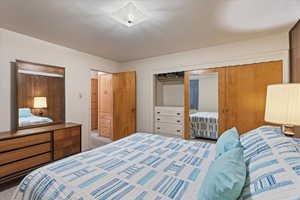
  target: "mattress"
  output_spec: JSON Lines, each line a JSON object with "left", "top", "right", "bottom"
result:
{"left": 12, "top": 127, "right": 300, "bottom": 200}
{"left": 190, "top": 112, "right": 218, "bottom": 139}
{"left": 19, "top": 115, "right": 53, "bottom": 127}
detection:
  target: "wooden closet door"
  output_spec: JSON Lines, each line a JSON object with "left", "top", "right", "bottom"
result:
{"left": 112, "top": 72, "right": 136, "bottom": 141}
{"left": 225, "top": 61, "right": 283, "bottom": 134}
{"left": 98, "top": 74, "right": 113, "bottom": 138}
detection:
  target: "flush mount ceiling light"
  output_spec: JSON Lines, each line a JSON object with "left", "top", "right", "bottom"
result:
{"left": 111, "top": 2, "right": 148, "bottom": 27}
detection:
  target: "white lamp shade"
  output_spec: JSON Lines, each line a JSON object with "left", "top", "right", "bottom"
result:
{"left": 33, "top": 97, "right": 47, "bottom": 108}
{"left": 265, "top": 84, "right": 300, "bottom": 126}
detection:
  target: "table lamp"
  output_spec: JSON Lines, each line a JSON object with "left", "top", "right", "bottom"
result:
{"left": 33, "top": 97, "right": 47, "bottom": 116}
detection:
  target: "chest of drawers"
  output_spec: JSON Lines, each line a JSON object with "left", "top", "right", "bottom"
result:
{"left": 0, "top": 123, "right": 81, "bottom": 184}
{"left": 154, "top": 106, "right": 184, "bottom": 136}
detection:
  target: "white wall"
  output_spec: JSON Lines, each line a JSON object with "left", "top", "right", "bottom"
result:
{"left": 191, "top": 73, "right": 218, "bottom": 112}
{"left": 162, "top": 83, "right": 184, "bottom": 106}
{"left": 122, "top": 32, "right": 290, "bottom": 133}
{"left": 0, "top": 28, "right": 121, "bottom": 150}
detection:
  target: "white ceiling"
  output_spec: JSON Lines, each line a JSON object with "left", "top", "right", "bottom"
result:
{"left": 0, "top": 0, "right": 299, "bottom": 62}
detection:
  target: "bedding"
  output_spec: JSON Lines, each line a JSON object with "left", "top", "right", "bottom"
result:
{"left": 12, "top": 133, "right": 216, "bottom": 200}
{"left": 190, "top": 112, "right": 218, "bottom": 140}
{"left": 19, "top": 115, "right": 53, "bottom": 127}
{"left": 12, "top": 126, "right": 300, "bottom": 200}
{"left": 239, "top": 126, "right": 300, "bottom": 200}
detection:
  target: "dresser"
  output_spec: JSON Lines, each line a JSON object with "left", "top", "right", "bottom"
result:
{"left": 154, "top": 106, "right": 184, "bottom": 136}
{"left": 0, "top": 123, "right": 81, "bottom": 184}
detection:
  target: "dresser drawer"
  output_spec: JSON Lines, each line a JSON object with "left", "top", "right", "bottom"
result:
{"left": 0, "top": 133, "right": 51, "bottom": 152}
{"left": 155, "top": 115, "right": 183, "bottom": 125}
{"left": 0, "top": 143, "right": 51, "bottom": 165}
{"left": 155, "top": 123, "right": 183, "bottom": 135}
{"left": 54, "top": 127, "right": 81, "bottom": 160}
{"left": 155, "top": 107, "right": 183, "bottom": 117}
{"left": 0, "top": 153, "right": 51, "bottom": 177}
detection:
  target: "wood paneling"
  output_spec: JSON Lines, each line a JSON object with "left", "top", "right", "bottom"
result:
{"left": 184, "top": 68, "right": 226, "bottom": 139}
{"left": 225, "top": 61, "right": 283, "bottom": 134}
{"left": 16, "top": 60, "right": 65, "bottom": 129}
{"left": 290, "top": 20, "right": 300, "bottom": 137}
{"left": 17, "top": 73, "right": 65, "bottom": 123}
{"left": 98, "top": 74, "right": 113, "bottom": 138}
{"left": 54, "top": 126, "right": 81, "bottom": 160}
{"left": 112, "top": 72, "right": 136, "bottom": 141}
{"left": 91, "top": 78, "right": 98, "bottom": 130}
{"left": 0, "top": 153, "right": 51, "bottom": 177}
{"left": 0, "top": 133, "right": 51, "bottom": 152}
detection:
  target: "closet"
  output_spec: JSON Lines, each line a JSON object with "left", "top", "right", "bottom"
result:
{"left": 154, "top": 72, "right": 184, "bottom": 136}
{"left": 184, "top": 61, "right": 283, "bottom": 139}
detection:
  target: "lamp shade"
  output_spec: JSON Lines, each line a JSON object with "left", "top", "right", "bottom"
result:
{"left": 265, "top": 84, "right": 300, "bottom": 126}
{"left": 33, "top": 97, "right": 47, "bottom": 109}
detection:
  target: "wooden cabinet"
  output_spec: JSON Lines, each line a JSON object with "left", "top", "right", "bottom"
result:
{"left": 54, "top": 126, "right": 81, "bottom": 160}
{"left": 0, "top": 123, "right": 81, "bottom": 184}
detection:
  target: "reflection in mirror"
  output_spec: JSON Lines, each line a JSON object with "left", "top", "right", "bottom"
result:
{"left": 189, "top": 72, "right": 218, "bottom": 140}
{"left": 16, "top": 60, "right": 65, "bottom": 129}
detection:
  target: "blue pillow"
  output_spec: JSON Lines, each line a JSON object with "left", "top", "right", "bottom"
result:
{"left": 198, "top": 147, "right": 246, "bottom": 200}
{"left": 19, "top": 108, "right": 32, "bottom": 118}
{"left": 216, "top": 127, "right": 241, "bottom": 158}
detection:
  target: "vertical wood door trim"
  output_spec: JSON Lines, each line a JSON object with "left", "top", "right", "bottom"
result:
{"left": 184, "top": 71, "right": 190, "bottom": 140}
{"left": 112, "top": 71, "right": 136, "bottom": 141}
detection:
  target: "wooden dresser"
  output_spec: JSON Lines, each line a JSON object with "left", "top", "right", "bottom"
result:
{"left": 0, "top": 123, "right": 81, "bottom": 184}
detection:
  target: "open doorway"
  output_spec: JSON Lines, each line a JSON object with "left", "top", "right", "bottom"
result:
{"left": 90, "top": 70, "right": 112, "bottom": 148}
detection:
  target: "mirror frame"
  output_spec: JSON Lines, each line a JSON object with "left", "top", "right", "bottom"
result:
{"left": 15, "top": 60, "right": 66, "bottom": 130}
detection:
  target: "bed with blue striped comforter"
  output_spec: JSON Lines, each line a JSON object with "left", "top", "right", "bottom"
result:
{"left": 12, "top": 126, "right": 300, "bottom": 200}
{"left": 12, "top": 133, "right": 215, "bottom": 200}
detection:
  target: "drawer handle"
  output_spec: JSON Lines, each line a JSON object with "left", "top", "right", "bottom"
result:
{"left": 177, "top": 130, "right": 180, "bottom": 132}
{"left": 177, "top": 120, "right": 181, "bottom": 123}
{"left": 157, "top": 118, "right": 160, "bottom": 121}
{"left": 177, "top": 113, "right": 181, "bottom": 115}
{"left": 157, "top": 127, "right": 160, "bottom": 130}
{"left": 157, "top": 112, "right": 160, "bottom": 114}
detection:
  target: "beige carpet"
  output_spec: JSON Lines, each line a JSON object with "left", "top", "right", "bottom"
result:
{"left": 0, "top": 184, "right": 18, "bottom": 200}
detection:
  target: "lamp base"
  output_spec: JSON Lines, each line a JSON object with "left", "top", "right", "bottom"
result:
{"left": 282, "top": 125, "right": 295, "bottom": 137}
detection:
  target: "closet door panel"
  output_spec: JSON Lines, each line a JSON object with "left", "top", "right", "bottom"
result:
{"left": 112, "top": 72, "right": 136, "bottom": 141}
{"left": 225, "top": 61, "right": 283, "bottom": 134}
{"left": 98, "top": 74, "right": 113, "bottom": 138}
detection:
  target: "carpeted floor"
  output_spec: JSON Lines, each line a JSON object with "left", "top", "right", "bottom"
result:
{"left": 0, "top": 181, "right": 18, "bottom": 200}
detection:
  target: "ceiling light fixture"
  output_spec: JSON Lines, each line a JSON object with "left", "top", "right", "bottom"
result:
{"left": 111, "top": 2, "right": 148, "bottom": 27}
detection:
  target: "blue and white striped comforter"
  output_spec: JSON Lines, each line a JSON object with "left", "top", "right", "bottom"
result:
{"left": 12, "top": 127, "right": 300, "bottom": 200}
{"left": 12, "top": 133, "right": 215, "bottom": 200}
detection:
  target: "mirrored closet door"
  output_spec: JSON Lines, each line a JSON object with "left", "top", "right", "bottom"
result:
{"left": 184, "top": 61, "right": 283, "bottom": 140}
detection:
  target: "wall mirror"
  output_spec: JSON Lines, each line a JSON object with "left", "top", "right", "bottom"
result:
{"left": 16, "top": 60, "right": 65, "bottom": 129}
{"left": 189, "top": 72, "right": 219, "bottom": 140}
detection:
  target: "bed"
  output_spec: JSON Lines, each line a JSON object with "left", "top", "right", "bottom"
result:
{"left": 19, "top": 108, "right": 53, "bottom": 127}
{"left": 190, "top": 112, "right": 218, "bottom": 140}
{"left": 12, "top": 126, "right": 300, "bottom": 200}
